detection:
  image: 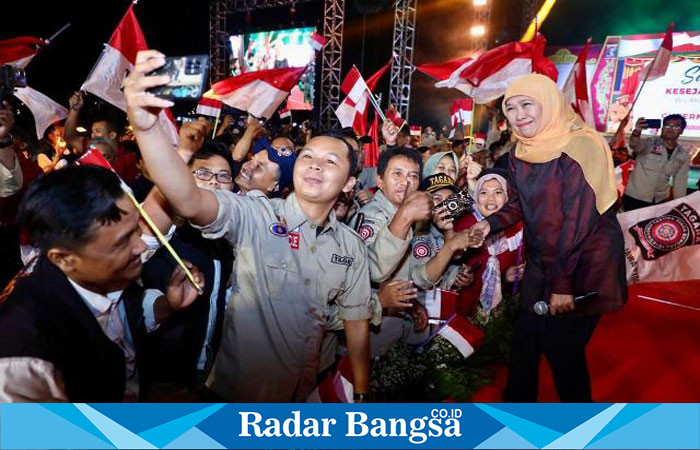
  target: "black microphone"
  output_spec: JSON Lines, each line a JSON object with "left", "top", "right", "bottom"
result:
{"left": 533, "top": 292, "right": 599, "bottom": 315}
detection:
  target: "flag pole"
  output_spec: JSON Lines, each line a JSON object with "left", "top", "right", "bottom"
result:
{"left": 46, "top": 23, "right": 71, "bottom": 43}
{"left": 211, "top": 107, "right": 222, "bottom": 138}
{"left": 629, "top": 23, "right": 673, "bottom": 113}
{"left": 123, "top": 189, "right": 202, "bottom": 294}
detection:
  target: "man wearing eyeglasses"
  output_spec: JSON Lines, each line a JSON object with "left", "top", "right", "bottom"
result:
{"left": 623, "top": 114, "right": 691, "bottom": 211}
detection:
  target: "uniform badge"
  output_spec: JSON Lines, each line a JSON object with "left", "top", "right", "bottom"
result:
{"left": 629, "top": 202, "right": 700, "bottom": 260}
{"left": 268, "top": 222, "right": 288, "bottom": 237}
{"left": 359, "top": 224, "right": 374, "bottom": 241}
{"left": 331, "top": 254, "right": 354, "bottom": 267}
{"left": 412, "top": 239, "right": 432, "bottom": 259}
{"left": 289, "top": 231, "right": 300, "bottom": 250}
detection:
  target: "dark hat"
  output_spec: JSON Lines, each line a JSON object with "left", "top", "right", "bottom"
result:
{"left": 420, "top": 173, "right": 460, "bottom": 194}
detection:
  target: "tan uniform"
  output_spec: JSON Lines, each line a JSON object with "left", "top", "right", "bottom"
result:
{"left": 627, "top": 137, "right": 691, "bottom": 203}
{"left": 409, "top": 225, "right": 460, "bottom": 291}
{"left": 351, "top": 190, "right": 427, "bottom": 357}
{"left": 194, "top": 190, "right": 372, "bottom": 402}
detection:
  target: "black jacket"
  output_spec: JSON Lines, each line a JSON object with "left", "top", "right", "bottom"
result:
{"left": 0, "top": 256, "right": 147, "bottom": 402}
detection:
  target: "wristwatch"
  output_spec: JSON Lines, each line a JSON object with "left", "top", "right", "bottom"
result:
{"left": 631, "top": 130, "right": 641, "bottom": 137}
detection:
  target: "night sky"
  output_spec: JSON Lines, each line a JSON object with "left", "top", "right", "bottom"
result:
{"left": 2, "top": 0, "right": 698, "bottom": 133}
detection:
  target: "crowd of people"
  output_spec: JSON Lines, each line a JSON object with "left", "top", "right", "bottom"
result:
{"left": 0, "top": 48, "right": 695, "bottom": 403}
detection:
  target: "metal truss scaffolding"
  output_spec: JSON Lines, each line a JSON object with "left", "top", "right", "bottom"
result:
{"left": 319, "top": 0, "right": 345, "bottom": 130}
{"left": 209, "top": 0, "right": 228, "bottom": 84}
{"left": 469, "top": 1, "right": 492, "bottom": 54}
{"left": 389, "top": 0, "right": 417, "bottom": 121}
{"left": 230, "top": 0, "right": 315, "bottom": 12}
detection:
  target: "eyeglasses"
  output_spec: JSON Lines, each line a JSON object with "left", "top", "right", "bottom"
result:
{"left": 662, "top": 125, "right": 683, "bottom": 130}
{"left": 192, "top": 168, "right": 233, "bottom": 183}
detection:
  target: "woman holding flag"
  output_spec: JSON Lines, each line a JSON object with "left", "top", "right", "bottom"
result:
{"left": 468, "top": 74, "right": 627, "bottom": 402}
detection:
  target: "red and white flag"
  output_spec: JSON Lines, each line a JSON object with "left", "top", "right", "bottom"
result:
{"left": 563, "top": 39, "right": 595, "bottom": 127}
{"left": 13, "top": 87, "right": 68, "bottom": 139}
{"left": 450, "top": 98, "right": 474, "bottom": 128}
{"left": 385, "top": 104, "right": 403, "bottom": 127}
{"left": 0, "top": 36, "right": 68, "bottom": 139}
{"left": 640, "top": 23, "right": 674, "bottom": 82}
{"left": 438, "top": 315, "right": 485, "bottom": 358}
{"left": 309, "top": 32, "right": 328, "bottom": 52}
{"left": 614, "top": 160, "right": 635, "bottom": 197}
{"left": 417, "top": 56, "right": 472, "bottom": 81}
{"left": 618, "top": 191, "right": 700, "bottom": 284}
{"left": 279, "top": 106, "right": 291, "bottom": 120}
{"left": 81, "top": 5, "right": 179, "bottom": 146}
{"left": 410, "top": 125, "right": 422, "bottom": 137}
{"left": 335, "top": 61, "right": 391, "bottom": 132}
{"left": 306, "top": 356, "right": 354, "bottom": 403}
{"left": 434, "top": 34, "right": 558, "bottom": 103}
{"left": 0, "top": 36, "right": 45, "bottom": 68}
{"left": 196, "top": 97, "right": 223, "bottom": 117}
{"left": 425, "top": 289, "right": 458, "bottom": 320}
{"left": 210, "top": 66, "right": 306, "bottom": 119}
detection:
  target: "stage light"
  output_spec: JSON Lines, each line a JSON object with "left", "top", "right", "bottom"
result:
{"left": 76, "top": 127, "right": 87, "bottom": 133}
{"left": 471, "top": 25, "right": 486, "bottom": 36}
{"left": 473, "top": 0, "right": 487, "bottom": 6}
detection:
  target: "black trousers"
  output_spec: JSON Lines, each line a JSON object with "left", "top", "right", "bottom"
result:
{"left": 621, "top": 194, "right": 655, "bottom": 212}
{"left": 503, "top": 309, "right": 600, "bottom": 402}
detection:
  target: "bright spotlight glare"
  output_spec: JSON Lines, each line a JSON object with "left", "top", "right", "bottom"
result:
{"left": 471, "top": 25, "right": 486, "bottom": 36}
{"left": 473, "top": 0, "right": 487, "bottom": 5}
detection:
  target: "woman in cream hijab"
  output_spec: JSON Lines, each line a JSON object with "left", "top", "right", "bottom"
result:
{"left": 468, "top": 74, "right": 627, "bottom": 402}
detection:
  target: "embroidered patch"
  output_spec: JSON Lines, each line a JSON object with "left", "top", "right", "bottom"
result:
{"left": 268, "top": 222, "right": 288, "bottom": 237}
{"left": 413, "top": 242, "right": 432, "bottom": 259}
{"left": 359, "top": 224, "right": 374, "bottom": 241}
{"left": 331, "top": 254, "right": 354, "bottom": 267}
{"left": 289, "top": 231, "right": 300, "bottom": 250}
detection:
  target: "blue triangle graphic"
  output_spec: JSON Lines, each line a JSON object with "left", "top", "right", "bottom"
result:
{"left": 586, "top": 404, "right": 700, "bottom": 449}
{"left": 87, "top": 403, "right": 215, "bottom": 434}
{"left": 138, "top": 404, "right": 226, "bottom": 448}
{"left": 1, "top": 404, "right": 114, "bottom": 449}
{"left": 476, "top": 404, "right": 563, "bottom": 448}
{"left": 486, "top": 403, "right": 611, "bottom": 434}
{"left": 163, "top": 426, "right": 226, "bottom": 449}
{"left": 543, "top": 403, "right": 625, "bottom": 449}
{"left": 586, "top": 403, "right": 660, "bottom": 447}
{"left": 41, "top": 403, "right": 113, "bottom": 445}
{"left": 475, "top": 427, "right": 538, "bottom": 449}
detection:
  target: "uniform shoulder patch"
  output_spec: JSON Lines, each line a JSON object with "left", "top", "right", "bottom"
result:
{"left": 412, "top": 237, "right": 433, "bottom": 259}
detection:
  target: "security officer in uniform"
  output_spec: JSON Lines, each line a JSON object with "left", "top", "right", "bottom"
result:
{"left": 409, "top": 174, "right": 475, "bottom": 293}
{"left": 125, "top": 50, "right": 372, "bottom": 402}
{"left": 350, "top": 146, "right": 434, "bottom": 357}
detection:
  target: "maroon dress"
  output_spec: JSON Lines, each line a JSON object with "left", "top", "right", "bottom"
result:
{"left": 484, "top": 152, "right": 627, "bottom": 316}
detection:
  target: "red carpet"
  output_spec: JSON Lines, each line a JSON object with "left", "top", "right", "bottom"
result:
{"left": 471, "top": 280, "right": 700, "bottom": 402}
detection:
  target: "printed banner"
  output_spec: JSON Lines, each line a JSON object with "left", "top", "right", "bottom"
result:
{"left": 1, "top": 403, "right": 698, "bottom": 449}
{"left": 619, "top": 191, "right": 700, "bottom": 284}
{"left": 609, "top": 57, "right": 700, "bottom": 136}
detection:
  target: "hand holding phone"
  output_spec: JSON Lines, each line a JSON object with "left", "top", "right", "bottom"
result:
{"left": 147, "top": 55, "right": 209, "bottom": 100}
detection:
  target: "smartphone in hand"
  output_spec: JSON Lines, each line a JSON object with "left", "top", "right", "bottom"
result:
{"left": 147, "top": 55, "right": 209, "bottom": 100}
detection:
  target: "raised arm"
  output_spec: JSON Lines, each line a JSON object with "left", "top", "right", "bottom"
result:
{"left": 124, "top": 50, "right": 218, "bottom": 226}
{"left": 64, "top": 91, "right": 86, "bottom": 153}
{"left": 231, "top": 117, "right": 262, "bottom": 162}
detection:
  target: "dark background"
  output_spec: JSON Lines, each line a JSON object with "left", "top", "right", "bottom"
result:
{"left": 3, "top": 0, "right": 698, "bottom": 132}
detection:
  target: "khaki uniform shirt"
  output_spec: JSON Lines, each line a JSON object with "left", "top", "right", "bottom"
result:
{"left": 194, "top": 190, "right": 371, "bottom": 402}
{"left": 626, "top": 137, "right": 691, "bottom": 203}
{"left": 351, "top": 190, "right": 427, "bottom": 356}
{"left": 409, "top": 225, "right": 460, "bottom": 291}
